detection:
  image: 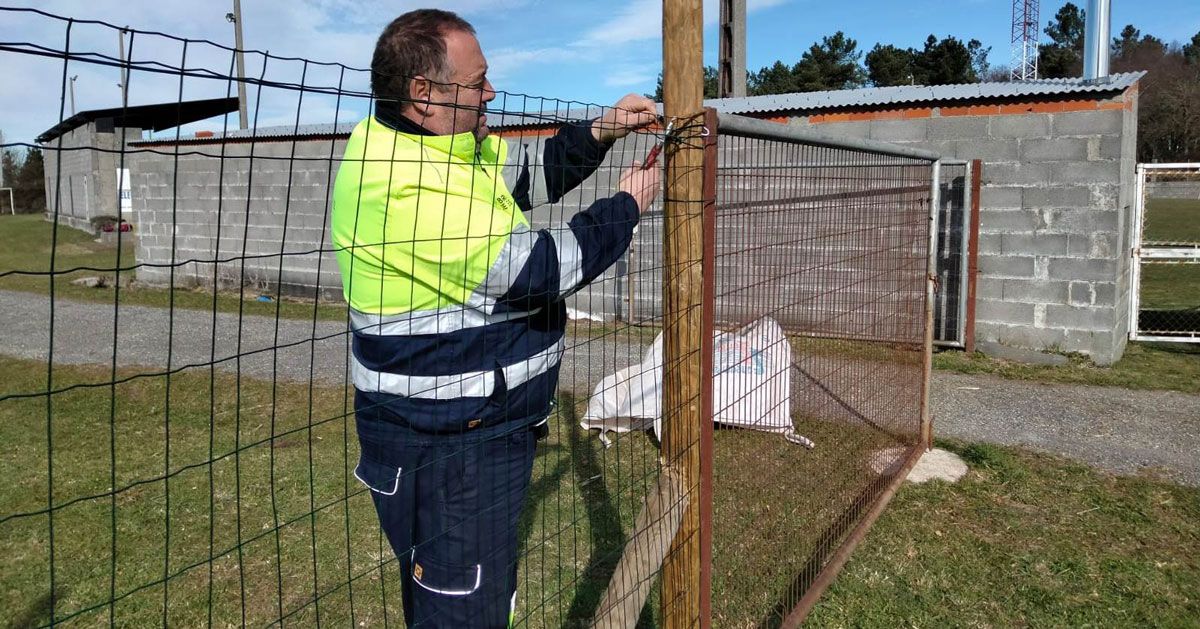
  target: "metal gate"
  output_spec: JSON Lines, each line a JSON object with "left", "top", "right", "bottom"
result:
{"left": 933, "top": 160, "right": 975, "bottom": 347}
{"left": 1130, "top": 163, "right": 1200, "bottom": 342}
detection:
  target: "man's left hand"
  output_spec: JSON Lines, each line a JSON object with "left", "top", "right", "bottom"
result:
{"left": 592, "top": 94, "right": 657, "bottom": 144}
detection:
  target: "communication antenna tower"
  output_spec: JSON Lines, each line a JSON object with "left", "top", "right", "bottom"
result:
{"left": 1010, "top": 0, "right": 1040, "bottom": 81}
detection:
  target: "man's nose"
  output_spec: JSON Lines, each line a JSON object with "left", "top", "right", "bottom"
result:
{"left": 482, "top": 78, "right": 496, "bottom": 103}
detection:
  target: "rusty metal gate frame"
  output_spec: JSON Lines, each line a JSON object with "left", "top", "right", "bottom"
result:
{"left": 1130, "top": 163, "right": 1200, "bottom": 343}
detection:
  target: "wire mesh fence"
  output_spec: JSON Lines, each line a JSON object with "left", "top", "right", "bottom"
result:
{"left": 1, "top": 6, "right": 936, "bottom": 627}
{"left": 705, "top": 113, "right": 936, "bottom": 625}
{"left": 1131, "top": 164, "right": 1200, "bottom": 342}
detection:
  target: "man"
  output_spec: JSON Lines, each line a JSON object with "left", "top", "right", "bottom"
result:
{"left": 330, "top": 9, "right": 660, "bottom": 627}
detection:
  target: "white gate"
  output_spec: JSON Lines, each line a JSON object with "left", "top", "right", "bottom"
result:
{"left": 1130, "top": 163, "right": 1200, "bottom": 342}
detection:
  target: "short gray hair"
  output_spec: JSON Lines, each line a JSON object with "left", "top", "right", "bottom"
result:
{"left": 371, "top": 9, "right": 476, "bottom": 107}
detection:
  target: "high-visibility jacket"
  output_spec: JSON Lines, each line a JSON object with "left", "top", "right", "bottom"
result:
{"left": 331, "top": 111, "right": 639, "bottom": 433}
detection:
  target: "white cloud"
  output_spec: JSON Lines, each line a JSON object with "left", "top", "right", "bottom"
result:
{"left": 604, "top": 66, "right": 658, "bottom": 87}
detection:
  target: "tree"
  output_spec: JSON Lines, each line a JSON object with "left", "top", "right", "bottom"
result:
{"left": 969, "top": 39, "right": 992, "bottom": 81}
{"left": 865, "top": 44, "right": 915, "bottom": 87}
{"left": 749, "top": 60, "right": 801, "bottom": 95}
{"left": 1184, "top": 31, "right": 1200, "bottom": 65}
{"left": 0, "top": 147, "right": 17, "bottom": 214}
{"left": 912, "top": 35, "right": 981, "bottom": 85}
{"left": 1039, "top": 2, "right": 1086, "bottom": 78}
{"left": 1113, "top": 25, "right": 1167, "bottom": 63}
{"left": 14, "top": 147, "right": 45, "bottom": 213}
{"left": 648, "top": 66, "right": 719, "bottom": 101}
{"left": 791, "top": 31, "right": 866, "bottom": 91}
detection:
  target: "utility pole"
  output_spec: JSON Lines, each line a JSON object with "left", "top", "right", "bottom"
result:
{"left": 227, "top": 0, "right": 249, "bottom": 130}
{"left": 70, "top": 75, "right": 78, "bottom": 116}
{"left": 717, "top": 0, "right": 746, "bottom": 98}
{"left": 118, "top": 28, "right": 129, "bottom": 104}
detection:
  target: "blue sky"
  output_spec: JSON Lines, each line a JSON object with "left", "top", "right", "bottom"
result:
{"left": 1, "top": 0, "right": 1197, "bottom": 144}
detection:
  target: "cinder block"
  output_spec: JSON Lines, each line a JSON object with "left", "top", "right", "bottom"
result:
{"left": 869, "top": 119, "right": 928, "bottom": 142}
{"left": 984, "top": 162, "right": 1051, "bottom": 186}
{"left": 1021, "top": 186, "right": 1092, "bottom": 209}
{"left": 989, "top": 114, "right": 1051, "bottom": 139}
{"left": 957, "top": 138, "right": 1018, "bottom": 162}
{"left": 928, "top": 116, "right": 990, "bottom": 142}
{"left": 1020, "top": 138, "right": 1090, "bottom": 162}
{"left": 1046, "top": 304, "right": 1114, "bottom": 331}
{"left": 1046, "top": 208, "right": 1118, "bottom": 233}
{"left": 977, "top": 233, "right": 1004, "bottom": 255}
{"left": 976, "top": 299, "right": 1035, "bottom": 325}
{"left": 978, "top": 254, "right": 1035, "bottom": 278}
{"left": 1052, "top": 109, "right": 1123, "bottom": 136}
{"left": 1048, "top": 257, "right": 1117, "bottom": 282}
{"left": 976, "top": 277, "right": 1003, "bottom": 299}
{"left": 980, "top": 185, "right": 1022, "bottom": 209}
{"left": 980, "top": 322, "right": 1068, "bottom": 349}
{"left": 811, "top": 121, "right": 871, "bottom": 139}
{"left": 1002, "top": 279, "right": 1069, "bottom": 303}
{"left": 1067, "top": 232, "right": 1116, "bottom": 258}
{"left": 1002, "top": 233, "right": 1069, "bottom": 256}
{"left": 979, "top": 209, "right": 1045, "bottom": 233}
{"left": 1050, "top": 161, "right": 1121, "bottom": 185}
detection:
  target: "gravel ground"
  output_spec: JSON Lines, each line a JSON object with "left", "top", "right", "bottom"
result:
{"left": 3, "top": 289, "right": 1197, "bottom": 486}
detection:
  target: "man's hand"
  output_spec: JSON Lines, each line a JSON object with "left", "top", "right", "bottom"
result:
{"left": 619, "top": 160, "right": 661, "bottom": 212}
{"left": 592, "top": 94, "right": 657, "bottom": 144}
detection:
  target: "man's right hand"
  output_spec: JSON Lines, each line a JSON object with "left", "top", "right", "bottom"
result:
{"left": 619, "top": 161, "right": 661, "bottom": 212}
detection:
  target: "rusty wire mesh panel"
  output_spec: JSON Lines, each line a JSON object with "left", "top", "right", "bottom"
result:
{"left": 707, "top": 115, "right": 935, "bottom": 626}
{"left": 0, "top": 7, "right": 699, "bottom": 627}
{"left": 1132, "top": 165, "right": 1200, "bottom": 341}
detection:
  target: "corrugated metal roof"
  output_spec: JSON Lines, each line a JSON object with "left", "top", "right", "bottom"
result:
{"left": 130, "top": 73, "right": 1145, "bottom": 144}
{"left": 705, "top": 72, "right": 1145, "bottom": 115}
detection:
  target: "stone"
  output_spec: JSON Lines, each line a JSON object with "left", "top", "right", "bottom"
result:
{"left": 907, "top": 448, "right": 969, "bottom": 484}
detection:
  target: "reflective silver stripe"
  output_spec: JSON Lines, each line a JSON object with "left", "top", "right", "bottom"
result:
{"left": 549, "top": 226, "right": 583, "bottom": 295}
{"left": 351, "top": 337, "right": 564, "bottom": 399}
{"left": 502, "top": 337, "right": 565, "bottom": 389}
{"left": 474, "top": 224, "right": 538, "bottom": 312}
{"left": 352, "top": 358, "right": 495, "bottom": 399}
{"left": 349, "top": 304, "right": 540, "bottom": 337}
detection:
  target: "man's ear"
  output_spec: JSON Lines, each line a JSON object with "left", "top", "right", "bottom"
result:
{"left": 408, "top": 75, "right": 432, "bottom": 116}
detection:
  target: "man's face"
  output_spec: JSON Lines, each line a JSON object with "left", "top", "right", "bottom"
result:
{"left": 424, "top": 29, "right": 495, "bottom": 142}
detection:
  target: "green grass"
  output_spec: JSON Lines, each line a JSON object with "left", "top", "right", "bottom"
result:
{"left": 1, "top": 353, "right": 922, "bottom": 627}
{"left": 0, "top": 214, "right": 347, "bottom": 322}
{"left": 1143, "top": 198, "right": 1200, "bottom": 245}
{"left": 1140, "top": 262, "right": 1200, "bottom": 311}
{"left": 809, "top": 439, "right": 1200, "bottom": 627}
{"left": 934, "top": 342, "right": 1200, "bottom": 395}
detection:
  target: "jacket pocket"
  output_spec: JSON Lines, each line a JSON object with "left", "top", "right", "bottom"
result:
{"left": 353, "top": 456, "right": 402, "bottom": 496}
{"left": 411, "top": 549, "right": 482, "bottom": 597}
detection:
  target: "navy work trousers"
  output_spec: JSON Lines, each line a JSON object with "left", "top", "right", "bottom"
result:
{"left": 354, "top": 402, "right": 542, "bottom": 628}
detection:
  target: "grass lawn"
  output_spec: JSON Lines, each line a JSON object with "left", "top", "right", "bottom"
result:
{"left": 0, "top": 214, "right": 347, "bottom": 322}
{"left": 809, "top": 440, "right": 1200, "bottom": 627}
{"left": 1, "top": 353, "right": 916, "bottom": 628}
{"left": 1143, "top": 198, "right": 1200, "bottom": 245}
{"left": 934, "top": 342, "right": 1200, "bottom": 395}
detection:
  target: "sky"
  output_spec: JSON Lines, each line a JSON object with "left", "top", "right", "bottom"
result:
{"left": 1, "top": 0, "right": 1197, "bottom": 145}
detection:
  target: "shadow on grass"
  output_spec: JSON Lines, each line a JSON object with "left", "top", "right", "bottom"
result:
{"left": 8, "top": 588, "right": 66, "bottom": 629}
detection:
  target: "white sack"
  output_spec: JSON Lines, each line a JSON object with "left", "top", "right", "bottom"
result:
{"left": 580, "top": 318, "right": 814, "bottom": 448}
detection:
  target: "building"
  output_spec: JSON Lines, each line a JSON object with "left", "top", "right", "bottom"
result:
{"left": 121, "top": 73, "right": 1142, "bottom": 364}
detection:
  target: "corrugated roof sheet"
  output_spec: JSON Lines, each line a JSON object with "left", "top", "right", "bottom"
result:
{"left": 130, "top": 73, "right": 1145, "bottom": 144}
{"left": 704, "top": 72, "right": 1145, "bottom": 115}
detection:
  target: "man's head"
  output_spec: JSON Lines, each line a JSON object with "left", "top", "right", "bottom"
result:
{"left": 371, "top": 9, "right": 496, "bottom": 141}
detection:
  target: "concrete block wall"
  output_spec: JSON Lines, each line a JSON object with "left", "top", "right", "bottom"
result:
{"left": 42, "top": 123, "right": 142, "bottom": 232}
{"left": 129, "top": 138, "right": 347, "bottom": 302}
{"left": 783, "top": 91, "right": 1139, "bottom": 364}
